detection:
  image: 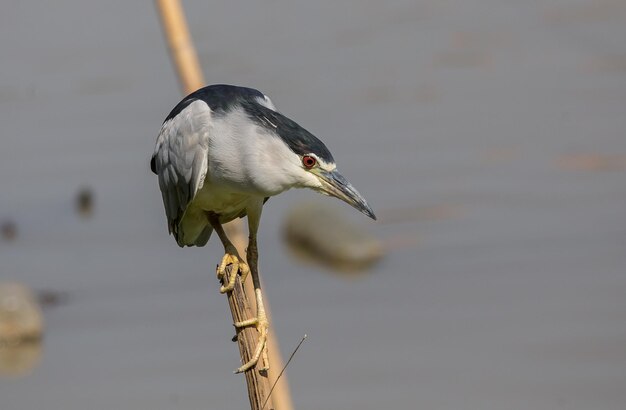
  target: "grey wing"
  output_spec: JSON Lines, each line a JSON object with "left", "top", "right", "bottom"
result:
{"left": 151, "top": 100, "right": 212, "bottom": 239}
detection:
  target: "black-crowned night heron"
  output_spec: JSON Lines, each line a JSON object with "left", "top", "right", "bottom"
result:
{"left": 151, "top": 84, "right": 375, "bottom": 373}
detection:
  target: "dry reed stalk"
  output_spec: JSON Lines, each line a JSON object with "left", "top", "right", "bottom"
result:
{"left": 220, "top": 264, "right": 272, "bottom": 410}
{"left": 154, "top": 0, "right": 203, "bottom": 95}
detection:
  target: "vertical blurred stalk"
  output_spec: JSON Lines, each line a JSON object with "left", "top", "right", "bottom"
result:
{"left": 154, "top": 0, "right": 203, "bottom": 94}
{"left": 154, "top": 1, "right": 293, "bottom": 409}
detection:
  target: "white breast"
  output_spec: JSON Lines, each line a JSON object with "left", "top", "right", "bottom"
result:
{"left": 204, "top": 107, "right": 304, "bottom": 197}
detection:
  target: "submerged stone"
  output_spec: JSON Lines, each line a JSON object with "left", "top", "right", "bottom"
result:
{"left": 0, "top": 283, "right": 44, "bottom": 346}
{"left": 76, "top": 187, "right": 94, "bottom": 217}
{"left": 1, "top": 220, "right": 17, "bottom": 241}
{"left": 283, "top": 202, "right": 384, "bottom": 272}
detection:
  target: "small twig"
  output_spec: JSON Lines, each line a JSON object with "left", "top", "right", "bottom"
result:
{"left": 262, "top": 334, "right": 307, "bottom": 410}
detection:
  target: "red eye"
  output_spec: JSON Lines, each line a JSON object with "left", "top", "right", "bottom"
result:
{"left": 302, "top": 155, "right": 317, "bottom": 168}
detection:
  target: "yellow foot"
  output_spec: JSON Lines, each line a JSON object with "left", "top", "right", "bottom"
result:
{"left": 216, "top": 253, "right": 250, "bottom": 293}
{"left": 234, "top": 289, "right": 270, "bottom": 373}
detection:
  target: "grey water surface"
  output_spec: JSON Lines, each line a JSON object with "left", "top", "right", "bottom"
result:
{"left": 1, "top": 1, "right": 625, "bottom": 409}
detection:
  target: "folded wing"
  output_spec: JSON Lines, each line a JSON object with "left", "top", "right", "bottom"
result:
{"left": 151, "top": 100, "right": 211, "bottom": 242}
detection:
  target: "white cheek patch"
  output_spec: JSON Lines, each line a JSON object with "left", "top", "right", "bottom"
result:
{"left": 319, "top": 159, "right": 336, "bottom": 172}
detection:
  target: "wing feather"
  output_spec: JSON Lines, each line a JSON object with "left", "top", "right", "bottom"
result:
{"left": 151, "top": 100, "right": 211, "bottom": 238}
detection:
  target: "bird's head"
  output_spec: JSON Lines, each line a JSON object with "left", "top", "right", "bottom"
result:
{"left": 244, "top": 100, "right": 376, "bottom": 220}
{"left": 295, "top": 152, "right": 376, "bottom": 220}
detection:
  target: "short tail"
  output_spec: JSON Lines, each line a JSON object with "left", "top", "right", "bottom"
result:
{"left": 175, "top": 224, "right": 213, "bottom": 247}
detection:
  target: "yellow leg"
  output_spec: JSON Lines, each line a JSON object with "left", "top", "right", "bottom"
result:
{"left": 211, "top": 201, "right": 270, "bottom": 373}
{"left": 207, "top": 212, "right": 250, "bottom": 294}
{"left": 233, "top": 288, "right": 269, "bottom": 373}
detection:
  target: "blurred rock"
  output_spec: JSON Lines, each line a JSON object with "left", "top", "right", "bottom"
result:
{"left": 76, "top": 187, "right": 94, "bottom": 217}
{"left": 557, "top": 153, "right": 626, "bottom": 172}
{"left": 1, "top": 219, "right": 17, "bottom": 241}
{"left": 545, "top": 1, "right": 626, "bottom": 24}
{"left": 283, "top": 202, "right": 384, "bottom": 273}
{"left": 37, "top": 289, "right": 70, "bottom": 309}
{"left": 0, "top": 342, "right": 42, "bottom": 378}
{"left": 585, "top": 54, "right": 626, "bottom": 74}
{"left": 0, "top": 283, "right": 44, "bottom": 346}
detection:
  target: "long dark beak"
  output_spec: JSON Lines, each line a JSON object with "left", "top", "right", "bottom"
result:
{"left": 316, "top": 170, "right": 376, "bottom": 220}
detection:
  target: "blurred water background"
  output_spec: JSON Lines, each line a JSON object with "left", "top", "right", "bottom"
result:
{"left": 1, "top": 1, "right": 625, "bottom": 409}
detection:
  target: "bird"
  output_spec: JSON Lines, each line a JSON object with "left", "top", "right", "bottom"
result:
{"left": 151, "top": 84, "right": 376, "bottom": 373}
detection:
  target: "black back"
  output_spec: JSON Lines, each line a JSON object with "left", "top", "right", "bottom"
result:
{"left": 163, "top": 84, "right": 265, "bottom": 123}
{"left": 161, "top": 84, "right": 335, "bottom": 164}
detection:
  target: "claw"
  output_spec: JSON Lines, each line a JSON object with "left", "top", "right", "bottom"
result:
{"left": 216, "top": 253, "right": 250, "bottom": 293}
